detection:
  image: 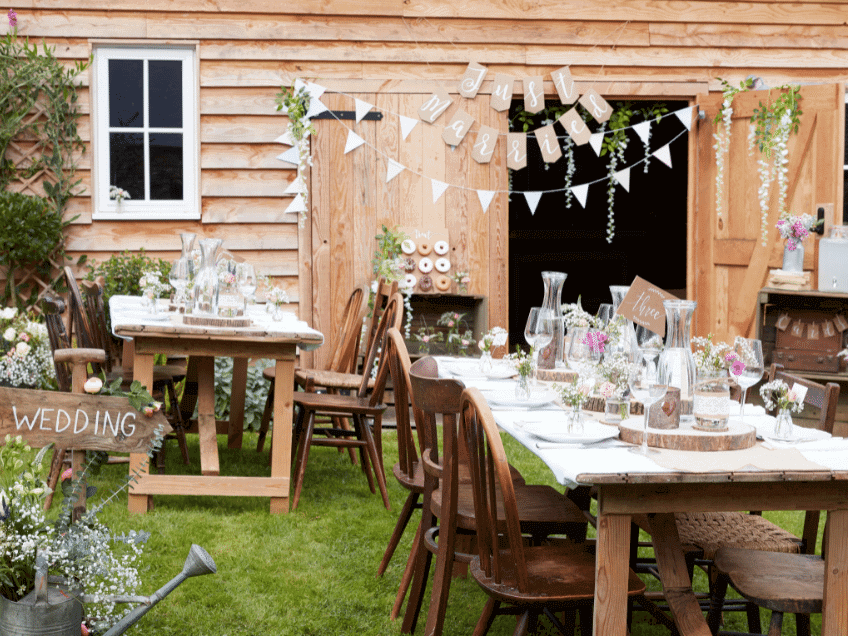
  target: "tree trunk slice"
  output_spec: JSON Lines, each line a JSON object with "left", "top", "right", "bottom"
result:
{"left": 618, "top": 418, "right": 756, "bottom": 452}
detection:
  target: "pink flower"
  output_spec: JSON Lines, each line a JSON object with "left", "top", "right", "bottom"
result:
{"left": 724, "top": 352, "right": 737, "bottom": 363}
{"left": 18, "top": 332, "right": 29, "bottom": 342}
{"left": 461, "top": 339, "right": 470, "bottom": 346}
{"left": 7, "top": 9, "right": 16, "bottom": 27}
{"left": 599, "top": 381, "right": 616, "bottom": 398}
{"left": 730, "top": 360, "right": 746, "bottom": 376}
{"left": 461, "top": 276, "right": 470, "bottom": 283}
{"left": 61, "top": 467, "right": 73, "bottom": 481}
{"left": 143, "top": 406, "right": 156, "bottom": 417}
{"left": 81, "top": 622, "right": 90, "bottom": 636}
{"left": 787, "top": 390, "right": 798, "bottom": 403}
{"left": 422, "top": 335, "right": 429, "bottom": 343}
{"left": 447, "top": 321, "right": 454, "bottom": 327}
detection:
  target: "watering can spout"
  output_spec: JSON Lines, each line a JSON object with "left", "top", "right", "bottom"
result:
{"left": 101, "top": 544, "right": 216, "bottom": 636}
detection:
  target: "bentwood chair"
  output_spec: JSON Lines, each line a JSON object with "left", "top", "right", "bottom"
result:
{"left": 289, "top": 292, "right": 403, "bottom": 510}
{"left": 459, "top": 387, "right": 645, "bottom": 635}
{"left": 400, "top": 357, "right": 588, "bottom": 636}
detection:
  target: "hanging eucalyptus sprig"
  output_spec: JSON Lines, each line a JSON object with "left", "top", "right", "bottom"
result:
{"left": 275, "top": 82, "right": 317, "bottom": 227}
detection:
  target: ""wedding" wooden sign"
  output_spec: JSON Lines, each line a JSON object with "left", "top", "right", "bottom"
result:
{"left": 0, "top": 387, "right": 170, "bottom": 454}
{"left": 615, "top": 276, "right": 679, "bottom": 337}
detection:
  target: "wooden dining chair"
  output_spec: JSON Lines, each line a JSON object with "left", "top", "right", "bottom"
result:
{"left": 288, "top": 292, "right": 403, "bottom": 510}
{"left": 256, "top": 283, "right": 367, "bottom": 453}
{"left": 63, "top": 265, "right": 95, "bottom": 349}
{"left": 399, "top": 357, "right": 588, "bottom": 636}
{"left": 458, "top": 386, "right": 646, "bottom": 636}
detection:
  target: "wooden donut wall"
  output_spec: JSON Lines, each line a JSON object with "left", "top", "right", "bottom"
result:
{"left": 399, "top": 227, "right": 453, "bottom": 294}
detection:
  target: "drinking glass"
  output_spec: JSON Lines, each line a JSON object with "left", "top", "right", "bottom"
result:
{"left": 237, "top": 262, "right": 258, "bottom": 313}
{"left": 567, "top": 330, "right": 602, "bottom": 386}
{"left": 735, "top": 338, "right": 764, "bottom": 420}
{"left": 596, "top": 303, "right": 614, "bottom": 328}
{"left": 628, "top": 349, "right": 668, "bottom": 456}
{"left": 525, "top": 307, "right": 554, "bottom": 385}
{"left": 168, "top": 257, "right": 192, "bottom": 313}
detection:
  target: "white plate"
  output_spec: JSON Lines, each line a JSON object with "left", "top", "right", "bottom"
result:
{"left": 762, "top": 428, "right": 830, "bottom": 446}
{"left": 440, "top": 360, "right": 483, "bottom": 377}
{"left": 521, "top": 420, "right": 620, "bottom": 444}
{"left": 482, "top": 365, "right": 516, "bottom": 380}
{"left": 482, "top": 389, "right": 557, "bottom": 409}
{"left": 122, "top": 311, "right": 171, "bottom": 322}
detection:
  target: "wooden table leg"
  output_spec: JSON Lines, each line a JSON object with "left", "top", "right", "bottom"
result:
{"left": 269, "top": 358, "right": 294, "bottom": 514}
{"left": 128, "top": 351, "right": 155, "bottom": 513}
{"left": 822, "top": 508, "right": 848, "bottom": 636}
{"left": 227, "top": 357, "right": 248, "bottom": 449}
{"left": 594, "top": 511, "right": 632, "bottom": 636}
{"left": 196, "top": 356, "right": 220, "bottom": 477}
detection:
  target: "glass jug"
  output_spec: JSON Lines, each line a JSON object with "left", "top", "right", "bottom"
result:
{"left": 657, "top": 299, "right": 697, "bottom": 423}
{"left": 537, "top": 271, "right": 567, "bottom": 369}
{"left": 193, "top": 238, "right": 222, "bottom": 316}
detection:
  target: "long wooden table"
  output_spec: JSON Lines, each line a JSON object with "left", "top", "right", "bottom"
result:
{"left": 112, "top": 297, "right": 323, "bottom": 514}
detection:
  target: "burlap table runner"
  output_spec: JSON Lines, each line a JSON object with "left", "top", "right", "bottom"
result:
{"left": 649, "top": 443, "right": 828, "bottom": 472}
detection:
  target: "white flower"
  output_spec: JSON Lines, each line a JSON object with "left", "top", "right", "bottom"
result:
{"left": 14, "top": 341, "right": 30, "bottom": 358}
{"left": 0, "top": 307, "right": 17, "bottom": 320}
{"left": 3, "top": 327, "right": 16, "bottom": 342}
{"left": 84, "top": 377, "right": 103, "bottom": 394}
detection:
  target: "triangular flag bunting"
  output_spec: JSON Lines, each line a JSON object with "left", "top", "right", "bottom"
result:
{"left": 524, "top": 191, "right": 543, "bottom": 215}
{"left": 400, "top": 115, "right": 419, "bottom": 141}
{"left": 386, "top": 159, "right": 405, "bottom": 183}
{"left": 633, "top": 121, "right": 651, "bottom": 145}
{"left": 354, "top": 99, "right": 373, "bottom": 123}
{"left": 477, "top": 190, "right": 495, "bottom": 213}
{"left": 589, "top": 133, "right": 604, "bottom": 157}
{"left": 284, "top": 177, "right": 306, "bottom": 195}
{"left": 275, "top": 130, "right": 295, "bottom": 146}
{"left": 305, "top": 97, "right": 328, "bottom": 120}
{"left": 294, "top": 78, "right": 307, "bottom": 93}
{"left": 344, "top": 130, "right": 365, "bottom": 154}
{"left": 613, "top": 167, "right": 631, "bottom": 192}
{"left": 571, "top": 184, "right": 589, "bottom": 208}
{"left": 305, "top": 82, "right": 326, "bottom": 99}
{"left": 276, "top": 147, "right": 300, "bottom": 165}
{"left": 431, "top": 180, "right": 449, "bottom": 203}
{"left": 654, "top": 144, "right": 673, "bottom": 168}
{"left": 285, "top": 194, "right": 307, "bottom": 214}
{"left": 674, "top": 106, "right": 693, "bottom": 131}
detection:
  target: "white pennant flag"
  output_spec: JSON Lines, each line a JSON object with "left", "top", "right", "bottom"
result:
{"left": 354, "top": 99, "right": 373, "bottom": 123}
{"left": 400, "top": 115, "right": 419, "bottom": 141}
{"left": 386, "top": 159, "right": 405, "bottom": 183}
{"left": 305, "top": 82, "right": 326, "bottom": 99}
{"left": 613, "top": 167, "right": 631, "bottom": 192}
{"left": 571, "top": 184, "right": 589, "bottom": 208}
{"left": 285, "top": 194, "right": 307, "bottom": 214}
{"left": 477, "top": 190, "right": 495, "bottom": 213}
{"left": 633, "top": 121, "right": 651, "bottom": 145}
{"left": 277, "top": 147, "right": 300, "bottom": 166}
{"left": 275, "top": 130, "right": 295, "bottom": 146}
{"left": 305, "top": 97, "right": 328, "bottom": 120}
{"left": 674, "top": 106, "right": 693, "bottom": 131}
{"left": 524, "top": 191, "right": 543, "bottom": 215}
{"left": 589, "top": 133, "right": 604, "bottom": 157}
{"left": 284, "top": 177, "right": 306, "bottom": 195}
{"left": 654, "top": 144, "right": 673, "bottom": 168}
{"left": 344, "top": 130, "right": 365, "bottom": 154}
{"left": 431, "top": 179, "right": 449, "bottom": 203}
{"left": 294, "top": 78, "right": 307, "bottom": 93}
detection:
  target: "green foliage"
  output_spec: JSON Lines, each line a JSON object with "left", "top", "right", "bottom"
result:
{"left": 213, "top": 357, "right": 273, "bottom": 431}
{"left": 713, "top": 76, "right": 754, "bottom": 125}
{"left": 274, "top": 83, "right": 316, "bottom": 142}
{"left": 751, "top": 84, "right": 803, "bottom": 158}
{"left": 371, "top": 224, "right": 407, "bottom": 280}
{"left": 99, "top": 376, "right": 158, "bottom": 412}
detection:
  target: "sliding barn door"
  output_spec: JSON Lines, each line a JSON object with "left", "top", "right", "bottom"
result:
{"left": 302, "top": 88, "right": 508, "bottom": 370}
{"left": 694, "top": 84, "right": 844, "bottom": 341}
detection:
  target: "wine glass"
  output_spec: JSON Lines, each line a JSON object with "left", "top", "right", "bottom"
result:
{"left": 596, "top": 303, "right": 614, "bottom": 328}
{"left": 628, "top": 349, "right": 669, "bottom": 456}
{"left": 734, "top": 338, "right": 764, "bottom": 421}
{"left": 567, "top": 329, "right": 602, "bottom": 385}
{"left": 237, "top": 262, "right": 258, "bottom": 313}
{"left": 524, "top": 307, "right": 554, "bottom": 385}
{"left": 168, "top": 257, "right": 193, "bottom": 313}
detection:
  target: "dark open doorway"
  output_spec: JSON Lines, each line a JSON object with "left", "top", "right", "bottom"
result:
{"left": 508, "top": 99, "right": 689, "bottom": 340}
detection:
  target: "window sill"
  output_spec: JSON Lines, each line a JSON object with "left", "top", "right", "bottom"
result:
{"left": 93, "top": 209, "right": 200, "bottom": 221}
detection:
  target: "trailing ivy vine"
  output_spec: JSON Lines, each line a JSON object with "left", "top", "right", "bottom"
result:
{"left": 275, "top": 82, "right": 317, "bottom": 228}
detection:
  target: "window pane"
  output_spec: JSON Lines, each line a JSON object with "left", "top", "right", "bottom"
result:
{"left": 109, "top": 60, "right": 144, "bottom": 128}
{"left": 109, "top": 133, "right": 145, "bottom": 200}
{"left": 150, "top": 133, "right": 183, "bottom": 200}
{"left": 149, "top": 61, "right": 183, "bottom": 128}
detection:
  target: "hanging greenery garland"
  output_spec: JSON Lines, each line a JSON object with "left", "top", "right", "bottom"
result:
{"left": 563, "top": 136, "right": 576, "bottom": 209}
{"left": 713, "top": 78, "right": 752, "bottom": 225}
{"left": 275, "top": 83, "right": 317, "bottom": 228}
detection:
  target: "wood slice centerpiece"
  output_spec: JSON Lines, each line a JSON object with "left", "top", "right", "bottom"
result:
{"left": 618, "top": 417, "right": 756, "bottom": 451}
{"left": 183, "top": 314, "right": 252, "bottom": 328}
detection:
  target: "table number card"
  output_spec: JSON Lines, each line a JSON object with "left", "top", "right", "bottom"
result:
{"left": 615, "top": 276, "right": 679, "bottom": 338}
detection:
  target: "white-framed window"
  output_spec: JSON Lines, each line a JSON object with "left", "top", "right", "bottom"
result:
{"left": 93, "top": 46, "right": 198, "bottom": 220}
{"left": 843, "top": 91, "right": 847, "bottom": 223}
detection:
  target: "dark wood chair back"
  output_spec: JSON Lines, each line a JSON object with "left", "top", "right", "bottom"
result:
{"left": 63, "top": 266, "right": 95, "bottom": 350}
{"left": 330, "top": 284, "right": 366, "bottom": 374}
{"left": 359, "top": 292, "right": 403, "bottom": 402}
{"left": 42, "top": 295, "right": 72, "bottom": 393}
{"left": 80, "top": 278, "right": 116, "bottom": 377}
{"left": 768, "top": 363, "right": 840, "bottom": 434}
{"left": 387, "top": 327, "right": 423, "bottom": 484}
{"left": 362, "top": 277, "right": 398, "bottom": 368}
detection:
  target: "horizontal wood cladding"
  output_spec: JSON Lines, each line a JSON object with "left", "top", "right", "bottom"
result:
{"left": 201, "top": 197, "right": 298, "bottom": 224}
{"left": 201, "top": 169, "right": 291, "bottom": 197}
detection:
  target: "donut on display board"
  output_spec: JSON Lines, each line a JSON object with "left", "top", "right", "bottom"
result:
{"left": 417, "top": 241, "right": 432, "bottom": 256}
{"left": 404, "top": 274, "right": 417, "bottom": 289}
{"left": 435, "top": 258, "right": 451, "bottom": 273}
{"left": 435, "top": 274, "right": 451, "bottom": 292}
{"left": 419, "top": 274, "right": 433, "bottom": 291}
{"left": 418, "top": 257, "right": 434, "bottom": 273}
{"left": 433, "top": 240, "right": 449, "bottom": 255}
{"left": 403, "top": 257, "right": 416, "bottom": 273}
{"left": 401, "top": 239, "right": 417, "bottom": 255}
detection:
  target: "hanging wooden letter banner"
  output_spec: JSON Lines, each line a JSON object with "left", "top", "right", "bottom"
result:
{"left": 418, "top": 88, "right": 453, "bottom": 124}
{"left": 472, "top": 124, "right": 498, "bottom": 164}
{"left": 459, "top": 62, "right": 488, "bottom": 99}
{"left": 490, "top": 73, "right": 514, "bottom": 112}
{"left": 506, "top": 133, "right": 527, "bottom": 170}
{"left": 523, "top": 76, "right": 545, "bottom": 114}
{"left": 559, "top": 108, "right": 591, "bottom": 146}
{"left": 442, "top": 109, "right": 475, "bottom": 146}
{"left": 579, "top": 88, "right": 612, "bottom": 124}
{"left": 551, "top": 65, "right": 578, "bottom": 106}
{"left": 535, "top": 124, "right": 562, "bottom": 163}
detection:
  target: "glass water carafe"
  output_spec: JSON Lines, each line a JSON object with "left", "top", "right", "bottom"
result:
{"left": 538, "top": 271, "right": 567, "bottom": 369}
{"left": 609, "top": 285, "right": 638, "bottom": 361}
{"left": 193, "top": 238, "right": 222, "bottom": 316}
{"left": 657, "top": 299, "right": 697, "bottom": 423}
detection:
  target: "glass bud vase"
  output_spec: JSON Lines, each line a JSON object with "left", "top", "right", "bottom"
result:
{"left": 515, "top": 373, "right": 531, "bottom": 401}
{"left": 781, "top": 241, "right": 804, "bottom": 273}
{"left": 217, "top": 260, "right": 241, "bottom": 317}
{"left": 568, "top": 404, "right": 584, "bottom": 435}
{"left": 604, "top": 395, "right": 630, "bottom": 424}
{"left": 538, "top": 271, "right": 567, "bottom": 369}
{"left": 774, "top": 408, "right": 794, "bottom": 440}
{"left": 479, "top": 350, "right": 493, "bottom": 375}
{"left": 193, "top": 238, "right": 222, "bottom": 316}
{"left": 693, "top": 368, "right": 731, "bottom": 431}
{"left": 658, "top": 299, "right": 697, "bottom": 424}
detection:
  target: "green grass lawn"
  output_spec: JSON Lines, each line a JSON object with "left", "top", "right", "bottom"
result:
{"left": 80, "top": 429, "right": 822, "bottom": 635}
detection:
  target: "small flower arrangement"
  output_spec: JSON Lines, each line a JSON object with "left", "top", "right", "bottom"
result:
{"left": 692, "top": 334, "right": 747, "bottom": 377}
{"left": 437, "top": 311, "right": 474, "bottom": 356}
{"left": 562, "top": 301, "right": 598, "bottom": 329}
{"left": 759, "top": 379, "right": 805, "bottom": 414}
{"left": 582, "top": 330, "right": 609, "bottom": 354}
{"left": 478, "top": 326, "right": 508, "bottom": 355}
{"left": 108, "top": 185, "right": 131, "bottom": 203}
{"left": 554, "top": 375, "right": 593, "bottom": 408}
{"left": 505, "top": 346, "right": 533, "bottom": 379}
{"left": 138, "top": 269, "right": 168, "bottom": 299}
{"left": 0, "top": 308, "right": 54, "bottom": 389}
{"left": 597, "top": 351, "right": 637, "bottom": 400}
{"left": 265, "top": 285, "right": 290, "bottom": 308}
{"left": 412, "top": 325, "right": 444, "bottom": 353}
{"left": 450, "top": 271, "right": 470, "bottom": 293}
{"left": 776, "top": 212, "right": 820, "bottom": 251}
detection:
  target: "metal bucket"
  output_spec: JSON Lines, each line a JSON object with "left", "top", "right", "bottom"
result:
{"left": 0, "top": 586, "right": 83, "bottom": 636}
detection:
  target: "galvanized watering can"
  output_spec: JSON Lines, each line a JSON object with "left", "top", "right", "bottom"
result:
{"left": 0, "top": 545, "right": 217, "bottom": 636}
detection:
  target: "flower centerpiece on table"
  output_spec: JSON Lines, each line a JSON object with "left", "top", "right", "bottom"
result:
{"left": 759, "top": 378, "right": 806, "bottom": 439}
{"left": 450, "top": 271, "right": 470, "bottom": 294}
{"left": 478, "top": 326, "right": 508, "bottom": 374}
{"left": 597, "top": 351, "right": 638, "bottom": 422}
{"left": 692, "top": 334, "right": 745, "bottom": 377}
{"left": 504, "top": 346, "right": 533, "bottom": 400}
{"left": 437, "top": 311, "right": 474, "bottom": 356}
{"left": 554, "top": 375, "right": 594, "bottom": 434}
{"left": 265, "top": 285, "right": 290, "bottom": 321}
{"left": 0, "top": 308, "right": 54, "bottom": 389}
{"left": 138, "top": 269, "right": 168, "bottom": 313}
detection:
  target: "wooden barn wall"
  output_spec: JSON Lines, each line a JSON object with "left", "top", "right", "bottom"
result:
{"left": 5, "top": 0, "right": 848, "bottom": 339}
